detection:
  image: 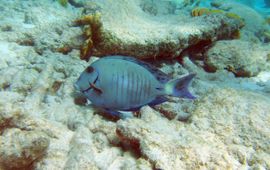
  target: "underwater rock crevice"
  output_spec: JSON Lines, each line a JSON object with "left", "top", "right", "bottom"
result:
{"left": 0, "top": 112, "right": 50, "bottom": 169}
{"left": 75, "top": 0, "right": 243, "bottom": 61}
{"left": 204, "top": 40, "right": 270, "bottom": 77}
{"left": 115, "top": 128, "right": 143, "bottom": 159}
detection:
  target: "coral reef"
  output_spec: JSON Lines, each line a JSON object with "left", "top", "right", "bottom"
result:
{"left": 0, "top": 42, "right": 152, "bottom": 169}
{"left": 74, "top": 0, "right": 243, "bottom": 61}
{"left": 0, "top": 127, "right": 49, "bottom": 169}
{"left": 204, "top": 40, "right": 270, "bottom": 77}
{"left": 0, "top": 0, "right": 269, "bottom": 169}
{"left": 0, "top": 40, "right": 269, "bottom": 169}
{"left": 191, "top": 7, "right": 223, "bottom": 16}
{"left": 153, "top": 99, "right": 193, "bottom": 121}
{"left": 261, "top": 29, "right": 270, "bottom": 43}
{"left": 58, "top": 0, "right": 68, "bottom": 7}
{"left": 209, "top": 1, "right": 269, "bottom": 42}
{"left": 116, "top": 89, "right": 270, "bottom": 169}
{"left": 139, "top": 0, "right": 178, "bottom": 15}
{"left": 74, "top": 14, "right": 102, "bottom": 61}
{"left": 191, "top": 7, "right": 245, "bottom": 28}
{"left": 190, "top": 7, "right": 244, "bottom": 40}
{"left": 0, "top": 0, "right": 83, "bottom": 56}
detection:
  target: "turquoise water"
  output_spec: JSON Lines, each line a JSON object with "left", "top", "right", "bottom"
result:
{"left": 198, "top": 0, "right": 270, "bottom": 15}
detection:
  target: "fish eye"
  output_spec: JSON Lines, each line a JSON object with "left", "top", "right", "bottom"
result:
{"left": 86, "top": 66, "right": 94, "bottom": 73}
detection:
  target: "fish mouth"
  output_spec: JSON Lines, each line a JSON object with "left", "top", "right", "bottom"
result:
{"left": 82, "top": 75, "right": 99, "bottom": 93}
{"left": 82, "top": 76, "right": 102, "bottom": 94}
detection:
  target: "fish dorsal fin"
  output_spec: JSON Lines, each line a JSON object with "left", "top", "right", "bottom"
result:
{"left": 102, "top": 55, "right": 171, "bottom": 83}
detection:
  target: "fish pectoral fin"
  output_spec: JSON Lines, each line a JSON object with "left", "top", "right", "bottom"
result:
{"left": 90, "top": 83, "right": 103, "bottom": 94}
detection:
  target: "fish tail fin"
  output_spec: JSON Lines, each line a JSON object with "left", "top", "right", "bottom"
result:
{"left": 165, "top": 73, "right": 196, "bottom": 99}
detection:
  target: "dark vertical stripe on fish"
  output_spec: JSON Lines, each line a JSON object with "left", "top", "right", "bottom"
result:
{"left": 128, "top": 70, "right": 133, "bottom": 107}
{"left": 116, "top": 71, "right": 120, "bottom": 105}
{"left": 123, "top": 70, "right": 128, "bottom": 106}
{"left": 111, "top": 73, "right": 115, "bottom": 104}
{"left": 134, "top": 72, "right": 139, "bottom": 103}
{"left": 143, "top": 75, "right": 147, "bottom": 102}
{"left": 132, "top": 71, "right": 136, "bottom": 103}
{"left": 135, "top": 74, "right": 141, "bottom": 103}
{"left": 126, "top": 70, "right": 129, "bottom": 107}
{"left": 145, "top": 76, "right": 150, "bottom": 100}
{"left": 132, "top": 72, "right": 136, "bottom": 103}
{"left": 147, "top": 77, "right": 151, "bottom": 98}
{"left": 138, "top": 75, "right": 145, "bottom": 103}
{"left": 137, "top": 73, "right": 142, "bottom": 103}
{"left": 128, "top": 70, "right": 133, "bottom": 106}
{"left": 126, "top": 69, "right": 130, "bottom": 107}
{"left": 119, "top": 71, "right": 122, "bottom": 106}
{"left": 140, "top": 76, "right": 147, "bottom": 101}
{"left": 120, "top": 71, "right": 124, "bottom": 106}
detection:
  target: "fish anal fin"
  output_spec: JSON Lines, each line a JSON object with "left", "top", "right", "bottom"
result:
{"left": 148, "top": 96, "right": 168, "bottom": 107}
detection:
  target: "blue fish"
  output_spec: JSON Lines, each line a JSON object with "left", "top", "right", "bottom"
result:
{"left": 74, "top": 55, "right": 196, "bottom": 118}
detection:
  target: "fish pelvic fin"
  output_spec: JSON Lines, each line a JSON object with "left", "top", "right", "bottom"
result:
{"left": 104, "top": 109, "right": 134, "bottom": 119}
{"left": 165, "top": 73, "right": 196, "bottom": 99}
